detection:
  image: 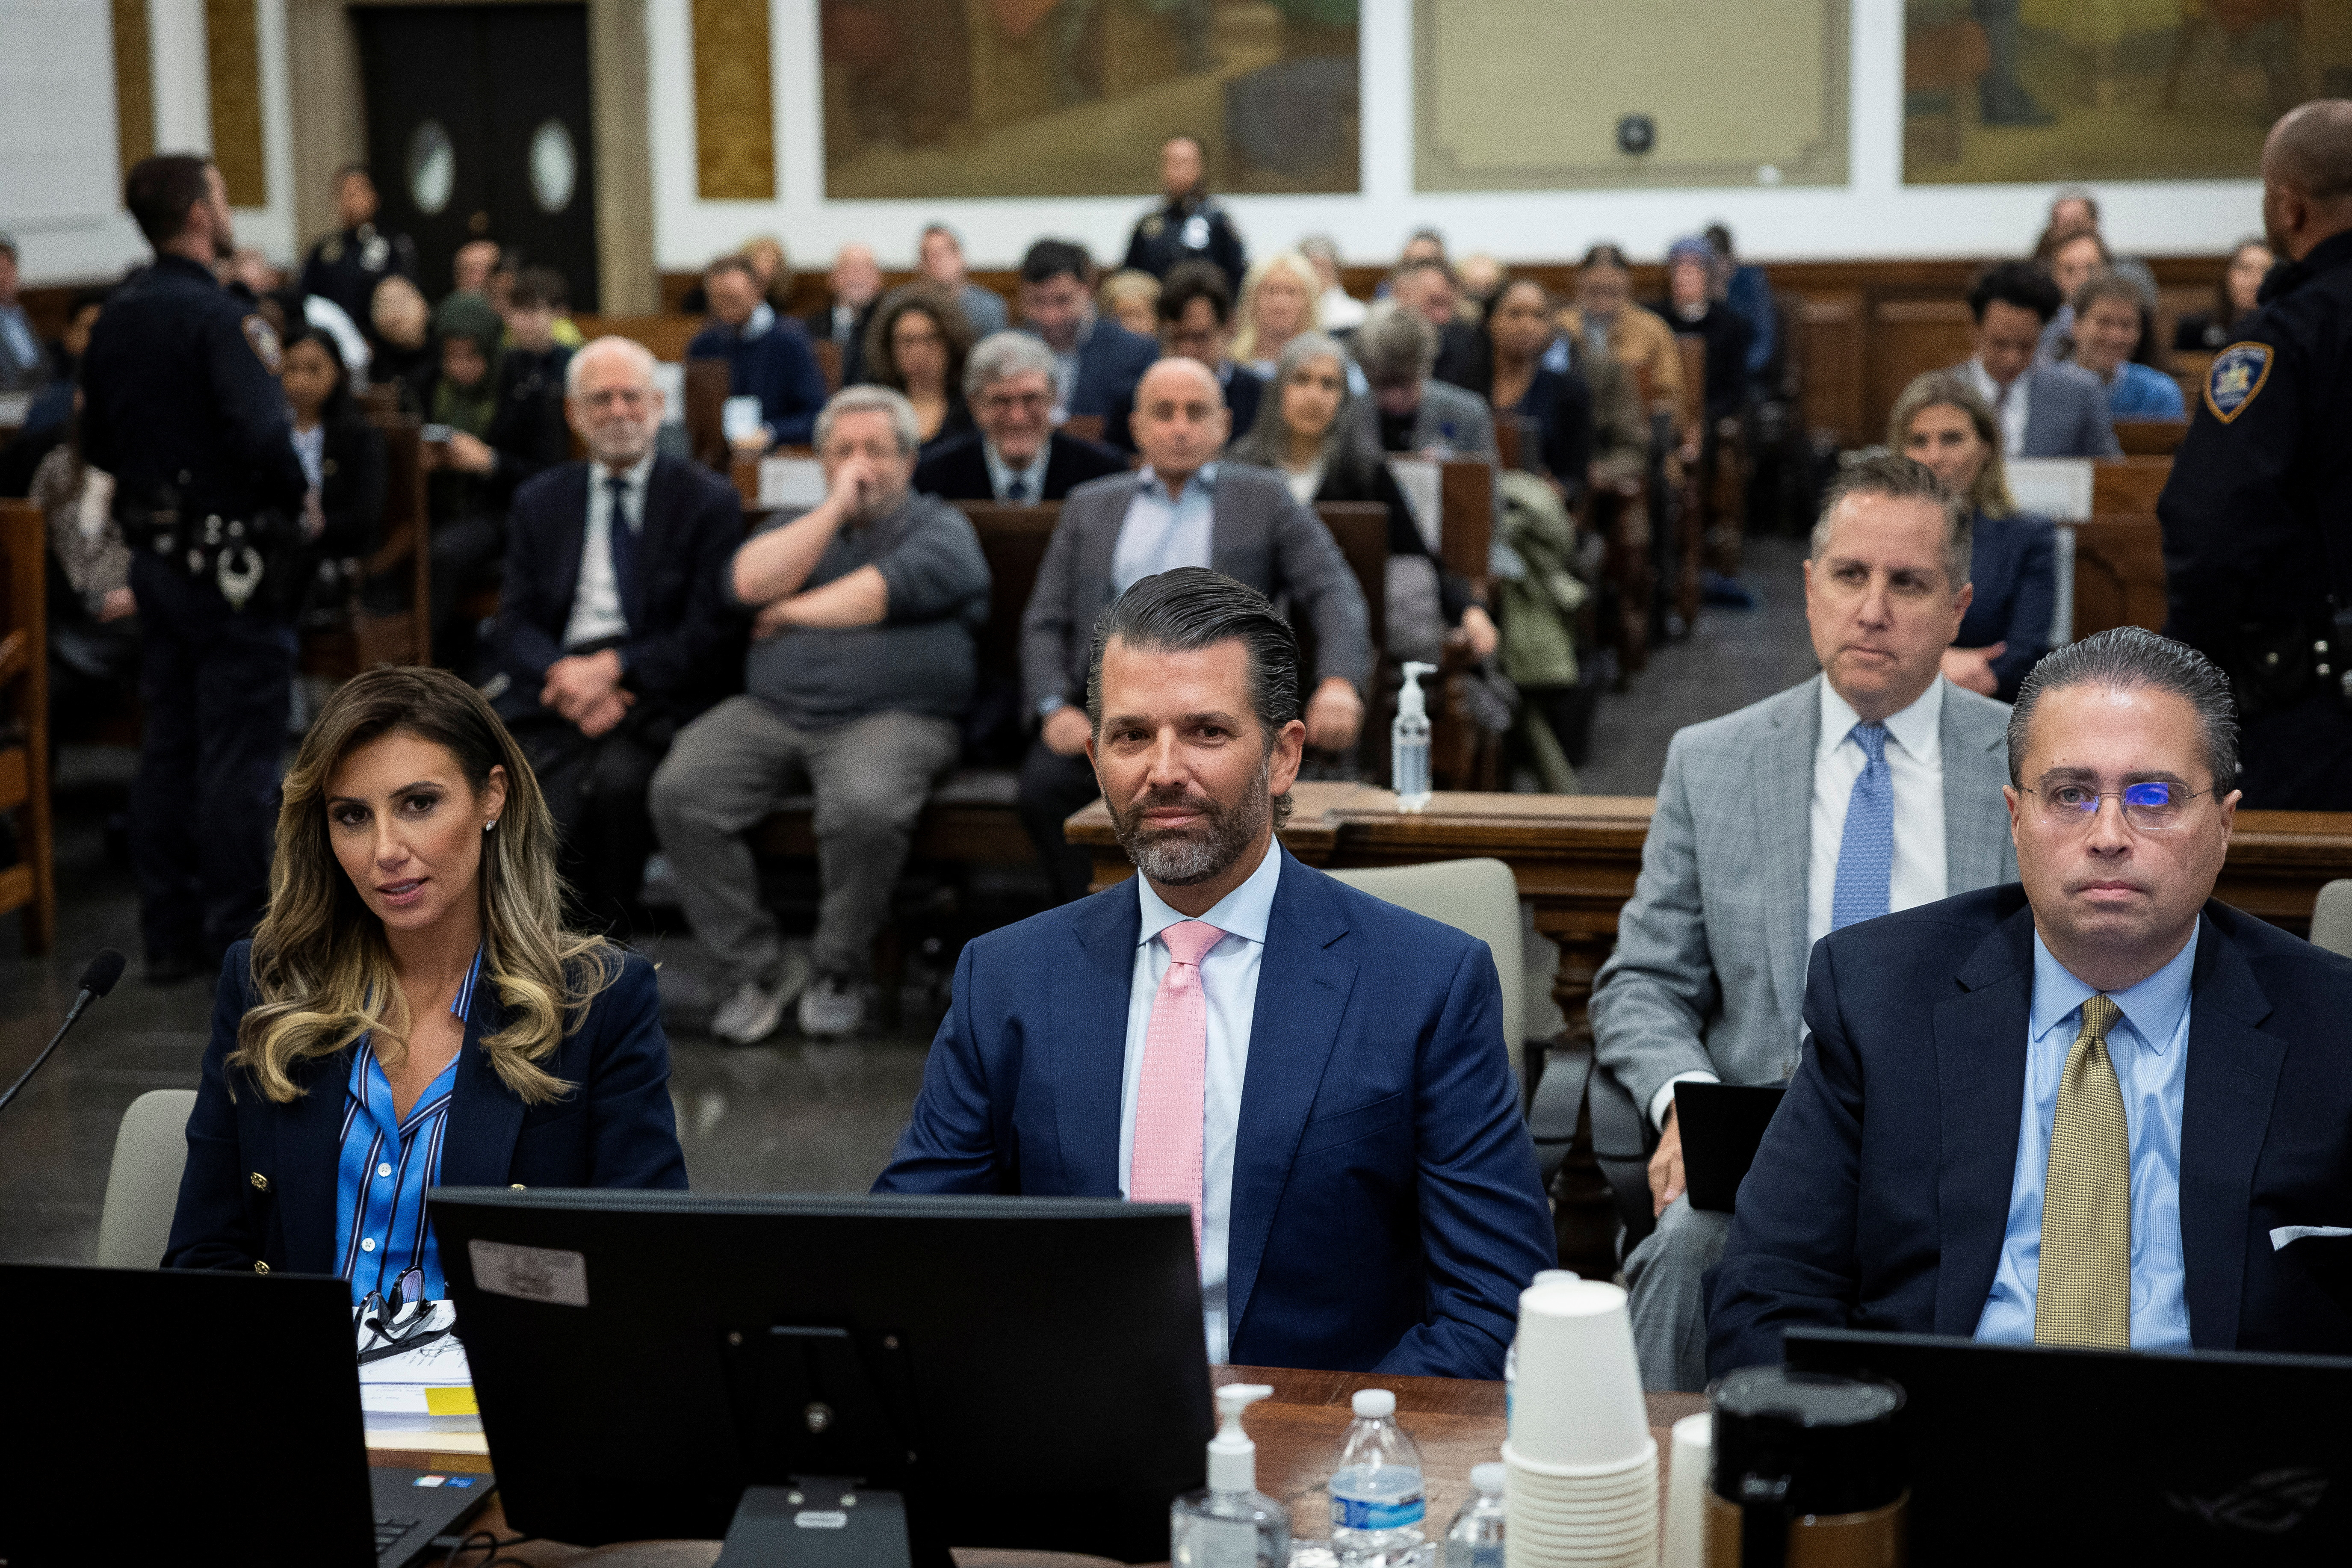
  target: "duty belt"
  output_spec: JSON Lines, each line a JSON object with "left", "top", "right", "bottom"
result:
{"left": 126, "top": 506, "right": 286, "bottom": 612}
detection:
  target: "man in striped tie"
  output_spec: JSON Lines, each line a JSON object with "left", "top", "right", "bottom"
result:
{"left": 1710, "top": 626, "right": 2352, "bottom": 1374}
{"left": 874, "top": 568, "right": 1557, "bottom": 1378}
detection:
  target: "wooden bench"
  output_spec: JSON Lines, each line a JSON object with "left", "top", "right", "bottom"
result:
{"left": 2116, "top": 419, "right": 2190, "bottom": 458}
{"left": 2094, "top": 456, "right": 2172, "bottom": 515}
{"left": 298, "top": 414, "right": 432, "bottom": 674}
{"left": 2071, "top": 514, "right": 2168, "bottom": 642}
{"left": 0, "top": 497, "right": 55, "bottom": 952}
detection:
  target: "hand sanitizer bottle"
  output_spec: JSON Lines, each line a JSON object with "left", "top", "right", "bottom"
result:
{"left": 1172, "top": 1383, "right": 1291, "bottom": 1568}
{"left": 1393, "top": 662, "right": 1436, "bottom": 814}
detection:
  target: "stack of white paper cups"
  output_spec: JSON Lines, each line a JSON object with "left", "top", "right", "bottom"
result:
{"left": 1501, "top": 1279, "right": 1657, "bottom": 1568}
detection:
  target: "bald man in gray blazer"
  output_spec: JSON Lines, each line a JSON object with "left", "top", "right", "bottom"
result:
{"left": 1590, "top": 455, "right": 2021, "bottom": 1391}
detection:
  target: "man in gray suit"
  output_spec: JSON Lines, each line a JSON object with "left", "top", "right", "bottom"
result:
{"left": 1951, "top": 260, "right": 2120, "bottom": 459}
{"left": 1590, "top": 454, "right": 2020, "bottom": 1391}
{"left": 1018, "top": 356, "right": 1371, "bottom": 901}
{"left": 1351, "top": 303, "right": 1501, "bottom": 465}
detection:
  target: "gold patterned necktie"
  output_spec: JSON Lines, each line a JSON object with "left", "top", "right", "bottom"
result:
{"left": 2036, "top": 994, "right": 2132, "bottom": 1348}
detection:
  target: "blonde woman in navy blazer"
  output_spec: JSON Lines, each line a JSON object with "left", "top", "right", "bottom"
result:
{"left": 164, "top": 666, "right": 686, "bottom": 1293}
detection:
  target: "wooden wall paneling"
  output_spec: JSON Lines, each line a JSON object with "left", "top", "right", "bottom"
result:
{"left": 1796, "top": 291, "right": 1864, "bottom": 446}
{"left": 2093, "top": 457, "right": 2172, "bottom": 514}
{"left": 691, "top": 0, "right": 776, "bottom": 200}
{"left": 2071, "top": 514, "right": 2167, "bottom": 642}
{"left": 1867, "top": 297, "right": 1975, "bottom": 450}
{"left": 111, "top": 0, "right": 156, "bottom": 180}
{"left": 204, "top": 0, "right": 269, "bottom": 207}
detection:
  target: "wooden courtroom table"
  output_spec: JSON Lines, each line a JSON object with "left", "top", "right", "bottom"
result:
{"left": 367, "top": 1368, "right": 1707, "bottom": 1565}
{"left": 1067, "top": 783, "right": 2352, "bottom": 1042}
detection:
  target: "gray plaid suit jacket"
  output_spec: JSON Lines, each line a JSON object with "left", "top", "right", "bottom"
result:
{"left": 1589, "top": 675, "right": 2018, "bottom": 1120}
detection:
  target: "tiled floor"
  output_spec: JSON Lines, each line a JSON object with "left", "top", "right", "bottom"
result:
{"left": 0, "top": 537, "right": 1819, "bottom": 1266}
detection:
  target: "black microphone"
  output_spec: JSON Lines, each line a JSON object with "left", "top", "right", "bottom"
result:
{"left": 0, "top": 948, "right": 127, "bottom": 1117}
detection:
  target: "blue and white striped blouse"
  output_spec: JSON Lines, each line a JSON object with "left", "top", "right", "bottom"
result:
{"left": 332, "top": 948, "right": 484, "bottom": 1306}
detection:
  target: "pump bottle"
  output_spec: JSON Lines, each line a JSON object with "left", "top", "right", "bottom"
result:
{"left": 1393, "top": 662, "right": 1436, "bottom": 813}
{"left": 1172, "top": 1383, "right": 1291, "bottom": 1568}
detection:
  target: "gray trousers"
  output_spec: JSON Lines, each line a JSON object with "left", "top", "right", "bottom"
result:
{"left": 648, "top": 697, "right": 960, "bottom": 983}
{"left": 1623, "top": 1196, "right": 1732, "bottom": 1393}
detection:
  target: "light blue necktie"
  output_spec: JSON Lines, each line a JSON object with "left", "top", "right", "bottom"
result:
{"left": 1831, "top": 722, "right": 1894, "bottom": 932}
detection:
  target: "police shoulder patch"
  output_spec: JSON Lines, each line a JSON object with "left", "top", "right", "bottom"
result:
{"left": 2205, "top": 341, "right": 2272, "bottom": 424}
{"left": 241, "top": 314, "right": 282, "bottom": 374}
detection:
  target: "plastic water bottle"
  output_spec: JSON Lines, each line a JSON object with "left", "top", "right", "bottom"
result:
{"left": 1443, "top": 1464, "right": 1507, "bottom": 1568}
{"left": 1329, "top": 1389, "right": 1427, "bottom": 1568}
{"left": 1503, "top": 1270, "right": 1581, "bottom": 1421}
{"left": 1392, "top": 663, "right": 1435, "bottom": 814}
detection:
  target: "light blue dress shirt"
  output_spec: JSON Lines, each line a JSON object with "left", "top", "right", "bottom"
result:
{"left": 2106, "top": 360, "right": 2187, "bottom": 419}
{"left": 981, "top": 438, "right": 1051, "bottom": 503}
{"left": 1117, "top": 837, "right": 1282, "bottom": 1364}
{"left": 1974, "top": 928, "right": 2196, "bottom": 1349}
{"left": 0, "top": 304, "right": 40, "bottom": 379}
{"left": 1111, "top": 463, "right": 1219, "bottom": 593}
{"left": 333, "top": 949, "right": 484, "bottom": 1306}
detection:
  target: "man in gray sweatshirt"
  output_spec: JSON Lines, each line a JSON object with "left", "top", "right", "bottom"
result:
{"left": 650, "top": 385, "right": 990, "bottom": 1042}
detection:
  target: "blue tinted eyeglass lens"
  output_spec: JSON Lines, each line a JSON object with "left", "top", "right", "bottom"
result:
{"left": 2124, "top": 783, "right": 2175, "bottom": 809}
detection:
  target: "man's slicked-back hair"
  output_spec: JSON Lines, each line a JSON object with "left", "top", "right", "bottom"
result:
{"left": 2006, "top": 626, "right": 2239, "bottom": 790}
{"left": 1085, "top": 568, "right": 1302, "bottom": 827}
{"left": 1811, "top": 451, "right": 1973, "bottom": 592}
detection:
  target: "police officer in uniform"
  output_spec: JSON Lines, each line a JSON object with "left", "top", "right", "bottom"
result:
{"left": 296, "top": 164, "right": 418, "bottom": 340}
{"left": 2160, "top": 99, "right": 2352, "bottom": 809}
{"left": 1121, "top": 134, "right": 1246, "bottom": 294}
{"left": 81, "top": 154, "right": 314, "bottom": 982}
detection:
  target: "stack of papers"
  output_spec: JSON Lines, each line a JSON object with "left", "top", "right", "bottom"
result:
{"left": 358, "top": 1302, "right": 479, "bottom": 1434}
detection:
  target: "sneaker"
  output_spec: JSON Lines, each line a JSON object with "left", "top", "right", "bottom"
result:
{"left": 709, "top": 951, "right": 810, "bottom": 1044}
{"left": 797, "top": 972, "right": 867, "bottom": 1038}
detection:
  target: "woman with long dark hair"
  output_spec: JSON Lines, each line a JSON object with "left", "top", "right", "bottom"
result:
{"left": 280, "top": 325, "right": 388, "bottom": 561}
{"left": 860, "top": 283, "right": 975, "bottom": 454}
{"left": 2174, "top": 238, "right": 2275, "bottom": 352}
{"left": 164, "top": 666, "right": 687, "bottom": 1295}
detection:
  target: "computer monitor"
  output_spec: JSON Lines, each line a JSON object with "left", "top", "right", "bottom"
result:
{"left": 427, "top": 1189, "right": 1215, "bottom": 1564}
{"left": 1783, "top": 1326, "right": 2352, "bottom": 1565}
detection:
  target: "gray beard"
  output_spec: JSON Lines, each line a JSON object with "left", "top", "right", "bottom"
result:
{"left": 1111, "top": 747, "right": 1272, "bottom": 888}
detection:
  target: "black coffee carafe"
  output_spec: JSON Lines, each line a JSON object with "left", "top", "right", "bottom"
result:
{"left": 1706, "top": 1367, "right": 1908, "bottom": 1567}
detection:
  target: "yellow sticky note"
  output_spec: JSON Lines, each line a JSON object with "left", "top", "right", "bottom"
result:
{"left": 424, "top": 1386, "right": 479, "bottom": 1416}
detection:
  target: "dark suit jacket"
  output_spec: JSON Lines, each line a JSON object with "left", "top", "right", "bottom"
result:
{"left": 164, "top": 942, "right": 689, "bottom": 1275}
{"left": 1708, "top": 887, "right": 2352, "bottom": 1377}
{"left": 912, "top": 429, "right": 1128, "bottom": 503}
{"left": 1046, "top": 319, "right": 1160, "bottom": 449}
{"left": 313, "top": 411, "right": 388, "bottom": 560}
{"left": 1953, "top": 508, "right": 2057, "bottom": 703}
{"left": 1019, "top": 463, "right": 1371, "bottom": 715}
{"left": 495, "top": 455, "right": 745, "bottom": 733}
{"left": 874, "top": 847, "right": 1558, "bottom": 1377}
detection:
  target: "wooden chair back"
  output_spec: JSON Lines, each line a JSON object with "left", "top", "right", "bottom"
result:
{"left": 1673, "top": 336, "right": 1706, "bottom": 431}
{"left": 953, "top": 502, "right": 1063, "bottom": 692}
{"left": 2071, "top": 513, "right": 2168, "bottom": 641}
{"left": 355, "top": 384, "right": 400, "bottom": 419}
{"left": 1438, "top": 460, "right": 1493, "bottom": 588}
{"left": 1061, "top": 414, "right": 1107, "bottom": 445}
{"left": 2116, "top": 419, "right": 2190, "bottom": 457}
{"left": 1494, "top": 413, "right": 1539, "bottom": 474}
{"left": 814, "top": 338, "right": 844, "bottom": 394}
{"left": 1313, "top": 501, "right": 1391, "bottom": 682}
{"left": 685, "top": 358, "right": 732, "bottom": 471}
{"left": 355, "top": 413, "right": 430, "bottom": 666}
{"left": 2093, "top": 457, "right": 2172, "bottom": 515}
{"left": 0, "top": 497, "right": 55, "bottom": 951}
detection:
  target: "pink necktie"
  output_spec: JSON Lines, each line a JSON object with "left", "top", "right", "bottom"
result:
{"left": 1129, "top": 919, "right": 1224, "bottom": 1251}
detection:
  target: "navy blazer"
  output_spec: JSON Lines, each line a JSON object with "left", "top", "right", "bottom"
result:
{"left": 164, "top": 942, "right": 689, "bottom": 1275}
{"left": 911, "top": 428, "right": 1129, "bottom": 504}
{"left": 873, "top": 847, "right": 1558, "bottom": 1378}
{"left": 495, "top": 455, "right": 746, "bottom": 733}
{"left": 1953, "top": 508, "right": 2057, "bottom": 703}
{"left": 1046, "top": 319, "right": 1159, "bottom": 450}
{"left": 1707, "top": 887, "right": 2352, "bottom": 1377}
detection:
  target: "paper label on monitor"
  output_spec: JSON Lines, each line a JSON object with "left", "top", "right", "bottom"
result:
{"left": 469, "top": 1239, "right": 591, "bottom": 1307}
{"left": 1194, "top": 1516, "right": 1259, "bottom": 1568}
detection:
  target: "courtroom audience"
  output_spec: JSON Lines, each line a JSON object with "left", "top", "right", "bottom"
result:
{"left": 450, "top": 238, "right": 502, "bottom": 302}
{"left": 1711, "top": 628, "right": 2352, "bottom": 1372}
{"left": 804, "top": 243, "right": 886, "bottom": 387}
{"left": 296, "top": 165, "right": 418, "bottom": 344}
{"left": 1891, "top": 371, "right": 2056, "bottom": 703}
{"left": 2068, "top": 272, "right": 2185, "bottom": 419}
{"left": 494, "top": 337, "right": 744, "bottom": 937}
{"left": 917, "top": 224, "right": 1009, "bottom": 336}
{"left": 1468, "top": 276, "right": 1594, "bottom": 495}
{"left": 1704, "top": 224, "right": 1779, "bottom": 393}
{"left": 1156, "top": 260, "right": 1265, "bottom": 437}
{"left": 1352, "top": 304, "right": 1501, "bottom": 469}
{"left": 1230, "top": 248, "right": 1322, "bottom": 374}
{"left": 1657, "top": 239, "right": 1752, "bottom": 423}
{"left": 1390, "top": 256, "right": 1483, "bottom": 391}
{"left": 1017, "top": 239, "right": 1158, "bottom": 447}
{"left": 1562, "top": 244, "right": 1689, "bottom": 458}
{"left": 498, "top": 266, "right": 575, "bottom": 398}
{"left": 279, "top": 325, "right": 388, "bottom": 566}
{"left": 650, "top": 386, "right": 991, "bottom": 1042}
{"left": 0, "top": 235, "right": 48, "bottom": 391}
{"left": 369, "top": 274, "right": 435, "bottom": 396}
{"left": 2036, "top": 185, "right": 2100, "bottom": 250}
{"left": 418, "top": 290, "right": 571, "bottom": 671}
{"left": 0, "top": 286, "right": 102, "bottom": 492}
{"left": 1099, "top": 268, "right": 1164, "bottom": 340}
{"left": 689, "top": 254, "right": 829, "bottom": 450}
{"left": 163, "top": 665, "right": 688, "bottom": 1289}
{"left": 680, "top": 234, "right": 793, "bottom": 317}
{"left": 910, "top": 331, "right": 1127, "bottom": 504}
{"left": 1298, "top": 234, "right": 1369, "bottom": 331}
{"left": 1228, "top": 332, "right": 1497, "bottom": 664}
{"left": 1456, "top": 253, "right": 1504, "bottom": 316}
{"left": 2174, "top": 237, "right": 2274, "bottom": 351}
{"left": 1016, "top": 356, "right": 1369, "bottom": 904}
{"left": 2038, "top": 226, "right": 2111, "bottom": 360}
{"left": 1953, "top": 261, "right": 2121, "bottom": 458}
{"left": 1590, "top": 455, "right": 2018, "bottom": 1391}
{"left": 878, "top": 567, "right": 1557, "bottom": 1379}
{"left": 860, "top": 283, "right": 977, "bottom": 453}
{"left": 1121, "top": 133, "right": 1246, "bottom": 292}
{"left": 31, "top": 414, "right": 141, "bottom": 720}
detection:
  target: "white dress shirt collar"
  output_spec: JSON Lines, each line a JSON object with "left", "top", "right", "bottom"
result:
{"left": 1135, "top": 833, "right": 1280, "bottom": 950}
{"left": 596, "top": 450, "right": 658, "bottom": 512}
{"left": 1966, "top": 356, "right": 2031, "bottom": 456}
{"left": 739, "top": 301, "right": 776, "bottom": 342}
{"left": 1817, "top": 673, "right": 1944, "bottom": 769}
{"left": 983, "top": 439, "right": 1051, "bottom": 502}
{"left": 1137, "top": 461, "right": 1220, "bottom": 504}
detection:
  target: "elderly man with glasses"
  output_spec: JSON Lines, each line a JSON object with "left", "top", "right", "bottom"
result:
{"left": 1711, "top": 623, "right": 2352, "bottom": 1373}
{"left": 911, "top": 331, "right": 1129, "bottom": 504}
